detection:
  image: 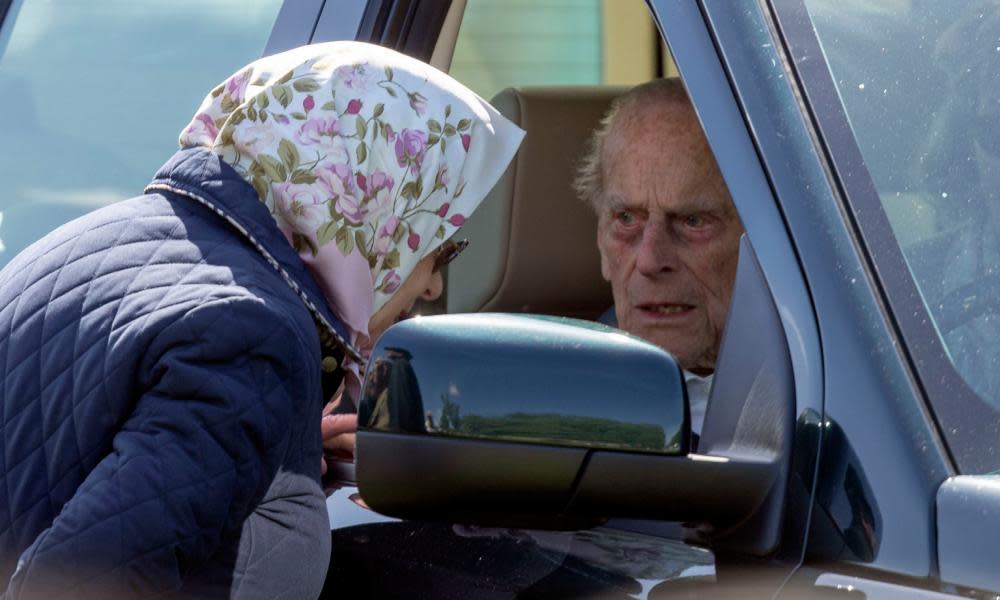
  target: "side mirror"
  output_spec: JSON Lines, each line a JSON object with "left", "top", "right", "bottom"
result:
{"left": 356, "top": 313, "right": 778, "bottom": 531}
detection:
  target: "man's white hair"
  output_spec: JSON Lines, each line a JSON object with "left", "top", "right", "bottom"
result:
{"left": 574, "top": 78, "right": 691, "bottom": 212}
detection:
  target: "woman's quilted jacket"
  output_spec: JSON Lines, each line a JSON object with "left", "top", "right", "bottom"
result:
{"left": 0, "top": 148, "right": 350, "bottom": 598}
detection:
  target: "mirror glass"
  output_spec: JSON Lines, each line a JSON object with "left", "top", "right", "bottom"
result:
{"left": 359, "top": 313, "right": 689, "bottom": 454}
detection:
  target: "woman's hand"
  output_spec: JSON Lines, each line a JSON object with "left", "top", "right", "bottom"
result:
{"left": 320, "top": 395, "right": 357, "bottom": 476}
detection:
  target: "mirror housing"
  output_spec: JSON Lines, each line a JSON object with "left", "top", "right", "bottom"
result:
{"left": 356, "top": 313, "right": 778, "bottom": 530}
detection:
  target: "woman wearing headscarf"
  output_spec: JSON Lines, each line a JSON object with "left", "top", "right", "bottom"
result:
{"left": 0, "top": 42, "right": 523, "bottom": 598}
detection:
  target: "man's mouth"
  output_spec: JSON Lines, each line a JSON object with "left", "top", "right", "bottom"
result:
{"left": 637, "top": 303, "right": 695, "bottom": 318}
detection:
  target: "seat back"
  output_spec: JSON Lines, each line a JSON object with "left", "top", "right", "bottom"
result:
{"left": 446, "top": 86, "right": 625, "bottom": 319}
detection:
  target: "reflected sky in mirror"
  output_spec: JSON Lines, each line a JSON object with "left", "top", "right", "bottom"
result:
{"left": 360, "top": 314, "right": 688, "bottom": 454}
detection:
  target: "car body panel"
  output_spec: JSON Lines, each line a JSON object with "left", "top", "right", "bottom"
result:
{"left": 693, "top": 0, "right": 953, "bottom": 580}
{"left": 650, "top": 0, "right": 823, "bottom": 575}
{"left": 937, "top": 476, "right": 1000, "bottom": 592}
{"left": 1, "top": 0, "right": 997, "bottom": 595}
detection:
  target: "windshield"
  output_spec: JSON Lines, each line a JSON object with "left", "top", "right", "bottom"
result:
{"left": 791, "top": 0, "right": 1000, "bottom": 470}
{"left": 0, "top": 0, "right": 282, "bottom": 268}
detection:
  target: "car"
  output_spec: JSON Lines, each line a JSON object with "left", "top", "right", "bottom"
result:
{"left": 2, "top": 1, "right": 998, "bottom": 598}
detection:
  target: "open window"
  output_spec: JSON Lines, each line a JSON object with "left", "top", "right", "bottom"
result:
{"left": 331, "top": 1, "right": 805, "bottom": 597}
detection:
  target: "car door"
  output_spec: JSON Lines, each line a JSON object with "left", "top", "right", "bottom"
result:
{"left": 337, "top": 0, "right": 1000, "bottom": 597}
{"left": 321, "top": 1, "right": 821, "bottom": 598}
{"left": 681, "top": 0, "right": 1000, "bottom": 596}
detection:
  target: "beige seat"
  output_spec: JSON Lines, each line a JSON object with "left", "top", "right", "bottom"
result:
{"left": 446, "top": 86, "right": 626, "bottom": 319}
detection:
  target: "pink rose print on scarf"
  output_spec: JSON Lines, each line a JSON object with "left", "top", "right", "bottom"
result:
{"left": 226, "top": 69, "right": 252, "bottom": 103}
{"left": 176, "top": 46, "right": 527, "bottom": 370}
{"left": 357, "top": 169, "right": 396, "bottom": 213}
{"left": 295, "top": 117, "right": 349, "bottom": 159}
{"left": 395, "top": 129, "right": 428, "bottom": 175}
{"left": 335, "top": 64, "right": 375, "bottom": 91}
{"left": 434, "top": 164, "right": 449, "bottom": 190}
{"left": 408, "top": 92, "right": 427, "bottom": 117}
{"left": 335, "top": 194, "right": 368, "bottom": 225}
{"left": 295, "top": 117, "right": 340, "bottom": 146}
{"left": 185, "top": 113, "right": 219, "bottom": 144}
{"left": 357, "top": 170, "right": 394, "bottom": 196}
{"left": 380, "top": 270, "right": 402, "bottom": 294}
{"left": 374, "top": 215, "right": 401, "bottom": 256}
{"left": 318, "top": 163, "right": 366, "bottom": 224}
{"left": 336, "top": 195, "right": 366, "bottom": 225}
{"left": 274, "top": 182, "right": 329, "bottom": 233}
{"left": 233, "top": 122, "right": 277, "bottom": 154}
{"left": 296, "top": 116, "right": 340, "bottom": 145}
{"left": 379, "top": 215, "right": 401, "bottom": 238}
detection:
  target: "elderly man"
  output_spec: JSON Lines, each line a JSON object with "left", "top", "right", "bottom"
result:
{"left": 576, "top": 79, "right": 743, "bottom": 436}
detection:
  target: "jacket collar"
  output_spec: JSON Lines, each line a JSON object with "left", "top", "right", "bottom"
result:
{"left": 145, "top": 147, "right": 361, "bottom": 362}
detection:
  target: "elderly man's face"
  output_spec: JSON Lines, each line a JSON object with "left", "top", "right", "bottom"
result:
{"left": 597, "top": 102, "right": 742, "bottom": 374}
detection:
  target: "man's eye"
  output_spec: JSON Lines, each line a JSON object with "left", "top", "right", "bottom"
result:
{"left": 683, "top": 214, "right": 706, "bottom": 228}
{"left": 615, "top": 211, "right": 636, "bottom": 225}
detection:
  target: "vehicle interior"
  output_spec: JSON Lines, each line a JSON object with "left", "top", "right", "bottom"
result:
{"left": 444, "top": 84, "right": 622, "bottom": 320}
{"left": 424, "top": 0, "right": 676, "bottom": 321}
{"left": 347, "top": 0, "right": 798, "bottom": 585}
{"left": 430, "top": 10, "right": 794, "bottom": 512}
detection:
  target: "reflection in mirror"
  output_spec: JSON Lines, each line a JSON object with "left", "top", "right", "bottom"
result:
{"left": 363, "top": 347, "right": 428, "bottom": 433}
{"left": 359, "top": 313, "right": 689, "bottom": 455}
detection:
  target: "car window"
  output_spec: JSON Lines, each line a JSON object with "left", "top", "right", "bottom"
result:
{"left": 448, "top": 0, "right": 676, "bottom": 101}
{"left": 0, "top": 0, "right": 283, "bottom": 268}
{"left": 784, "top": 0, "right": 1000, "bottom": 472}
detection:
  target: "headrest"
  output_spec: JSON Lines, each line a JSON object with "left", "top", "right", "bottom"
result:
{"left": 446, "top": 86, "right": 626, "bottom": 319}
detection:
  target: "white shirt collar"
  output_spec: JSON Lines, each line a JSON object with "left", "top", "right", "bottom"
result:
{"left": 684, "top": 371, "right": 713, "bottom": 436}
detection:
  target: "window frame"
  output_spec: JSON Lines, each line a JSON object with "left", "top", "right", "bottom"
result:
{"left": 352, "top": 0, "right": 452, "bottom": 61}
{"left": 655, "top": 0, "right": 953, "bottom": 579}
{"left": 648, "top": 0, "right": 826, "bottom": 571}
{"left": 694, "top": 0, "right": 954, "bottom": 578}
{"left": 262, "top": 0, "right": 326, "bottom": 55}
{"left": 263, "top": 0, "right": 371, "bottom": 55}
{"left": 312, "top": 0, "right": 370, "bottom": 47}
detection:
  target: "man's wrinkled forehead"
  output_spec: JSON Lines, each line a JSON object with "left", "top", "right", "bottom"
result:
{"left": 606, "top": 96, "right": 702, "bottom": 152}
{"left": 599, "top": 100, "right": 727, "bottom": 210}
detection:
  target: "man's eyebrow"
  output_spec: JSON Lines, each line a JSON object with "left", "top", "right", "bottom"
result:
{"left": 667, "top": 189, "right": 732, "bottom": 215}
{"left": 603, "top": 195, "right": 639, "bottom": 210}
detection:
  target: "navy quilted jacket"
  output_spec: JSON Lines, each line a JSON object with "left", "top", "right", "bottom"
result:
{"left": 0, "top": 148, "right": 353, "bottom": 598}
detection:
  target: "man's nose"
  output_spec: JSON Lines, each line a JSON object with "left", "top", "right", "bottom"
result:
{"left": 635, "top": 222, "right": 678, "bottom": 276}
{"left": 422, "top": 270, "right": 444, "bottom": 301}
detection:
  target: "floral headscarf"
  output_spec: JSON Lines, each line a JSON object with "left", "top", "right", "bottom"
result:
{"left": 179, "top": 42, "right": 524, "bottom": 350}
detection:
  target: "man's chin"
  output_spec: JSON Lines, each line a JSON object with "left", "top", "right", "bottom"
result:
{"left": 627, "top": 329, "right": 704, "bottom": 369}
